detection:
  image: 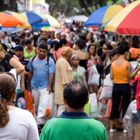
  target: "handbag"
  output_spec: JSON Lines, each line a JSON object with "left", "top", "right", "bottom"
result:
{"left": 24, "top": 90, "right": 35, "bottom": 116}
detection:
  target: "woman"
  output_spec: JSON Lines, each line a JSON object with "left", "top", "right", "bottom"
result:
{"left": 0, "top": 44, "right": 24, "bottom": 74}
{"left": 23, "top": 39, "right": 36, "bottom": 60}
{"left": 87, "top": 43, "right": 101, "bottom": 68}
{"left": 0, "top": 73, "right": 39, "bottom": 140}
{"left": 87, "top": 44, "right": 102, "bottom": 93}
{"left": 86, "top": 32, "right": 94, "bottom": 47}
{"left": 73, "top": 39, "right": 89, "bottom": 69}
{"left": 55, "top": 47, "right": 74, "bottom": 116}
{"left": 54, "top": 38, "right": 68, "bottom": 61}
{"left": 109, "top": 42, "right": 140, "bottom": 133}
{"left": 71, "top": 54, "right": 87, "bottom": 87}
{"left": 0, "top": 44, "right": 25, "bottom": 92}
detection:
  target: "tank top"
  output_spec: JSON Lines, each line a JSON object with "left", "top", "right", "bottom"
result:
{"left": 23, "top": 47, "right": 36, "bottom": 59}
{"left": 111, "top": 60, "right": 129, "bottom": 84}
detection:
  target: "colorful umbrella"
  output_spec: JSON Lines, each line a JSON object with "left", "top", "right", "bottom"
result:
{"left": 84, "top": 4, "right": 123, "bottom": 27}
{"left": 32, "top": 13, "right": 60, "bottom": 29}
{"left": 5, "top": 11, "right": 31, "bottom": 28}
{"left": 20, "top": 11, "right": 43, "bottom": 26}
{"left": 9, "top": 12, "right": 31, "bottom": 28}
{"left": 105, "top": 1, "right": 140, "bottom": 35}
{"left": 0, "top": 13, "right": 24, "bottom": 27}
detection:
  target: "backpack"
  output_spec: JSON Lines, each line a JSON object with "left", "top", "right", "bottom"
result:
{"left": 31, "top": 55, "right": 50, "bottom": 69}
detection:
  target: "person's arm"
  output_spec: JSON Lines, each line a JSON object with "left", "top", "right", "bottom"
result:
{"left": 47, "top": 58, "right": 55, "bottom": 92}
{"left": 20, "top": 71, "right": 25, "bottom": 92}
{"left": 47, "top": 73, "right": 54, "bottom": 92}
{"left": 27, "top": 58, "right": 33, "bottom": 90}
{"left": 110, "top": 64, "right": 114, "bottom": 80}
{"left": 27, "top": 71, "right": 32, "bottom": 91}
{"left": 83, "top": 69, "right": 88, "bottom": 89}
{"left": 9, "top": 57, "right": 24, "bottom": 74}
{"left": 128, "top": 63, "right": 140, "bottom": 79}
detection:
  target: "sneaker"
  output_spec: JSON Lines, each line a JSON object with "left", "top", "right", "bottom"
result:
{"left": 123, "top": 129, "right": 128, "bottom": 134}
{"left": 110, "top": 129, "right": 116, "bottom": 133}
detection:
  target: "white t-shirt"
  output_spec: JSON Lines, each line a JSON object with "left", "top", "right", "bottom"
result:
{"left": 0, "top": 108, "right": 39, "bottom": 140}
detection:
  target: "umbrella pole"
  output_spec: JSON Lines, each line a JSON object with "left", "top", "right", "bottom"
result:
{"left": 130, "top": 36, "right": 133, "bottom": 48}
{"left": 115, "top": 33, "right": 118, "bottom": 42}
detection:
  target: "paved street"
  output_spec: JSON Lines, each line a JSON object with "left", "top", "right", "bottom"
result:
{"left": 99, "top": 118, "right": 135, "bottom": 140}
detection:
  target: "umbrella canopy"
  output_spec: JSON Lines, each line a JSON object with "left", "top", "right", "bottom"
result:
{"left": 20, "top": 11, "right": 43, "bottom": 26}
{"left": 84, "top": 4, "right": 123, "bottom": 27}
{"left": 32, "top": 14, "right": 60, "bottom": 29}
{"left": 105, "top": 1, "right": 140, "bottom": 35}
{"left": 5, "top": 11, "right": 31, "bottom": 28}
{"left": 41, "top": 14, "right": 60, "bottom": 28}
{"left": 0, "top": 13, "right": 24, "bottom": 27}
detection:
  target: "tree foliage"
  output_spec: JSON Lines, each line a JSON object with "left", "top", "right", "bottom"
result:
{"left": 46, "top": 0, "right": 123, "bottom": 16}
{"left": 0, "top": 0, "right": 18, "bottom": 12}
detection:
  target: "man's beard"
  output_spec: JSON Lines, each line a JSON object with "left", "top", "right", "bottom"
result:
{"left": 38, "top": 54, "right": 46, "bottom": 59}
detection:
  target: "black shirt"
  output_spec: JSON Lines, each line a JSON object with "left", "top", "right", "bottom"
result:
{"left": 0, "top": 53, "right": 13, "bottom": 72}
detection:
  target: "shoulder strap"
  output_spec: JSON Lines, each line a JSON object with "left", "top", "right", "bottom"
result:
{"left": 32, "top": 55, "right": 36, "bottom": 62}
{"left": 31, "top": 55, "right": 37, "bottom": 70}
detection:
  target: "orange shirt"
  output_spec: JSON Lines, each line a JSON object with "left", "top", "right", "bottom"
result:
{"left": 111, "top": 60, "right": 130, "bottom": 84}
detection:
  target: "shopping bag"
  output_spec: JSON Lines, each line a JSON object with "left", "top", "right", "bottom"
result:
{"left": 84, "top": 102, "right": 90, "bottom": 115}
{"left": 89, "top": 93, "right": 100, "bottom": 117}
{"left": 24, "top": 90, "right": 35, "bottom": 116}
{"left": 99, "top": 74, "right": 113, "bottom": 102}
{"left": 99, "top": 86, "right": 113, "bottom": 101}
{"left": 37, "top": 92, "right": 54, "bottom": 118}
{"left": 123, "top": 100, "right": 137, "bottom": 136}
{"left": 88, "top": 65, "right": 100, "bottom": 86}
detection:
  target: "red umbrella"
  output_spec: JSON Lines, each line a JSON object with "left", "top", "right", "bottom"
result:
{"left": 105, "top": 1, "right": 140, "bottom": 35}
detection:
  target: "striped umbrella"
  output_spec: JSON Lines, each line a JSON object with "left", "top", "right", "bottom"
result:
{"left": 20, "top": 11, "right": 43, "bottom": 26}
{"left": 84, "top": 5, "right": 123, "bottom": 27}
{"left": 105, "top": 1, "right": 140, "bottom": 35}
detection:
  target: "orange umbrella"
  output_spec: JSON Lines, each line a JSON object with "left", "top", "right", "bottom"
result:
{"left": 0, "top": 13, "right": 24, "bottom": 27}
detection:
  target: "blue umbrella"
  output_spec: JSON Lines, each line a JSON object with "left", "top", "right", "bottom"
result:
{"left": 84, "top": 5, "right": 123, "bottom": 27}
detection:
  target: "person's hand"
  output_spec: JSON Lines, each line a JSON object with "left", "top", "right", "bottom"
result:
{"left": 21, "top": 85, "right": 25, "bottom": 92}
{"left": 47, "top": 86, "right": 52, "bottom": 93}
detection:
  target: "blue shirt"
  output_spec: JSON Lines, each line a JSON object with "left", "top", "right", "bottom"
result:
{"left": 27, "top": 56, "right": 55, "bottom": 90}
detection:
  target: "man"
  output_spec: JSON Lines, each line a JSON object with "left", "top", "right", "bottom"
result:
{"left": 27, "top": 43, "right": 55, "bottom": 126}
{"left": 55, "top": 47, "right": 73, "bottom": 115}
{"left": 40, "top": 80, "right": 107, "bottom": 140}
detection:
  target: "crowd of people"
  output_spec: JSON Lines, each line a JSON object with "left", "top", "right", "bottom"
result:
{"left": 0, "top": 22, "right": 140, "bottom": 139}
